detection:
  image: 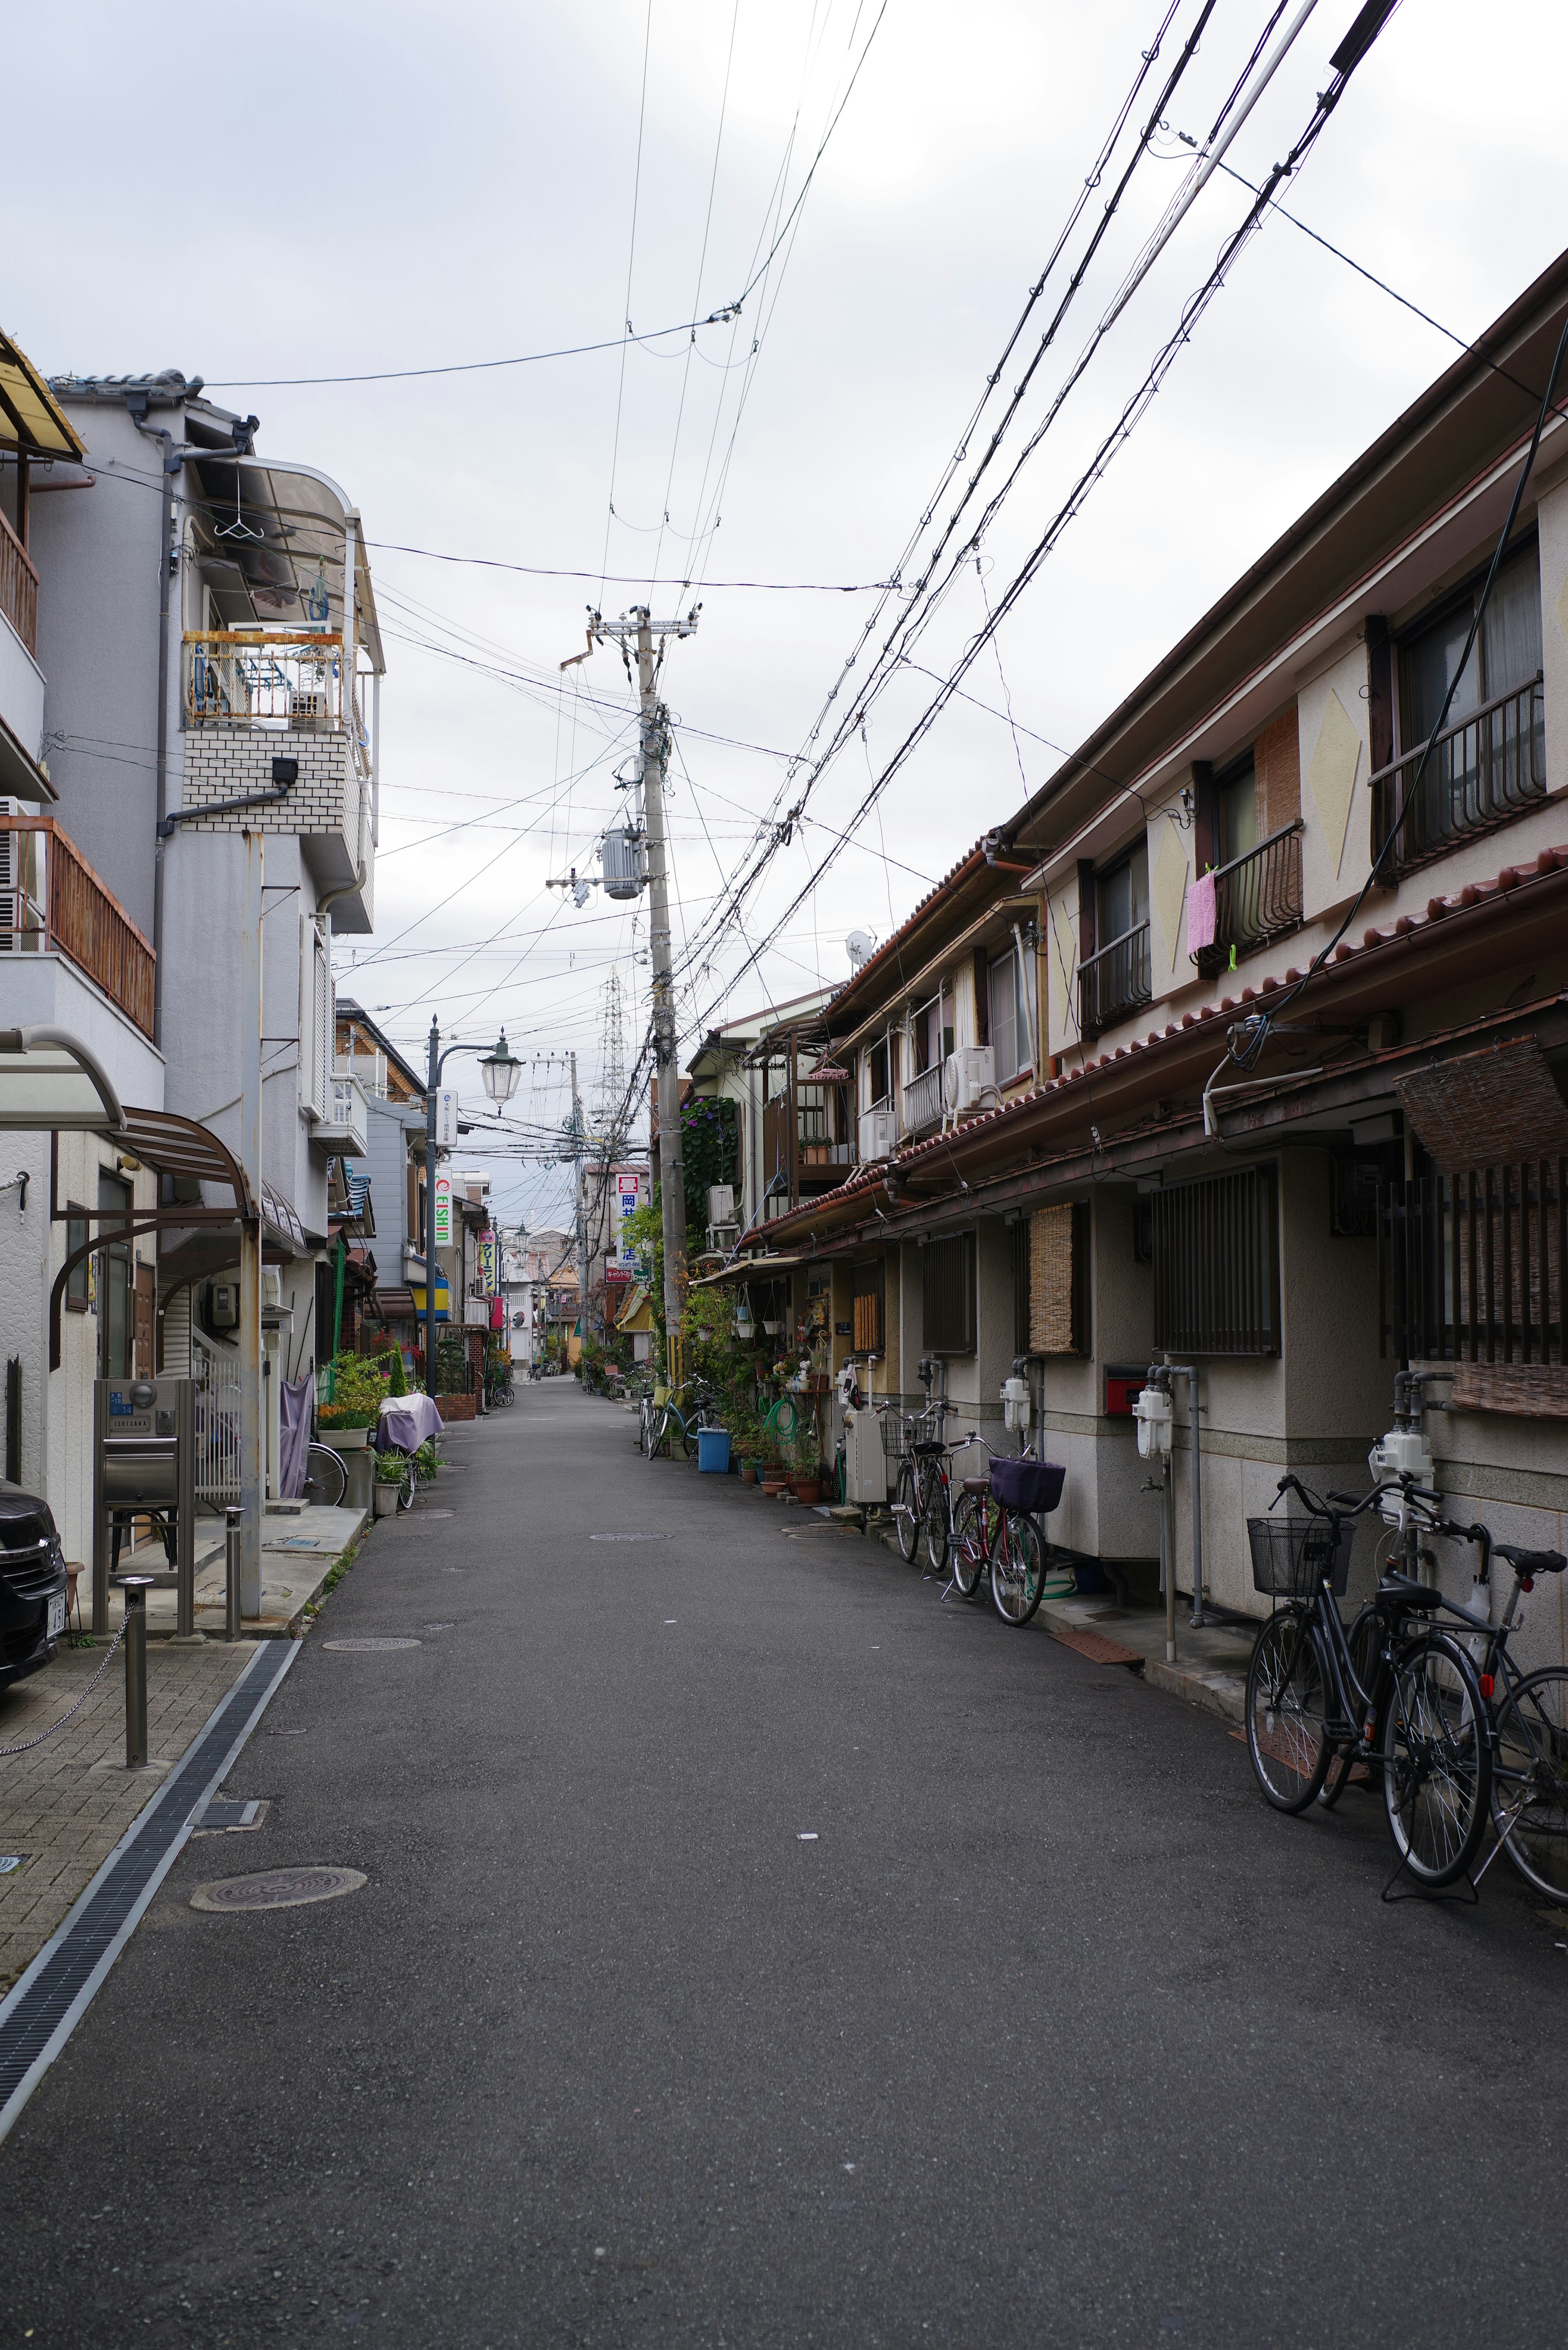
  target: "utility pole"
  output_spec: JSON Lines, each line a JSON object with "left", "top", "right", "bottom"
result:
{"left": 588, "top": 604, "right": 698, "bottom": 1380}
{"left": 238, "top": 828, "right": 264, "bottom": 1616}
{"left": 570, "top": 1049, "right": 587, "bottom": 1345}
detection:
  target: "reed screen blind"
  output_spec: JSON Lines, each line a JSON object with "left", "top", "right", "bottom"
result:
{"left": 852, "top": 1258, "right": 885, "bottom": 1353}
{"left": 1152, "top": 1166, "right": 1278, "bottom": 1357}
{"left": 1028, "top": 1204, "right": 1090, "bottom": 1356}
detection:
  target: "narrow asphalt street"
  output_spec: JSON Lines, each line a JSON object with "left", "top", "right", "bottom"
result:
{"left": 4, "top": 1380, "right": 1565, "bottom": 2347}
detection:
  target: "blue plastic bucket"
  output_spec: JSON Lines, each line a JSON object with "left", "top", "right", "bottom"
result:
{"left": 697, "top": 1428, "right": 731, "bottom": 1474}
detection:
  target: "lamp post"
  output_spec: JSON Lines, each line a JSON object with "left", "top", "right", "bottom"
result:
{"left": 422, "top": 1023, "right": 521, "bottom": 1402}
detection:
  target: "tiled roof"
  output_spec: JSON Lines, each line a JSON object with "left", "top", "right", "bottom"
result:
{"left": 762, "top": 841, "right": 1568, "bottom": 1236}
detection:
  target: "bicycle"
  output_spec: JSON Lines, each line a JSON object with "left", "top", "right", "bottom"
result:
{"left": 302, "top": 1443, "right": 347, "bottom": 1508}
{"left": 647, "top": 1377, "right": 719, "bottom": 1462}
{"left": 1245, "top": 1473, "right": 1493, "bottom": 1890}
{"left": 484, "top": 1367, "right": 515, "bottom": 1408}
{"left": 947, "top": 1442, "right": 1065, "bottom": 1625}
{"left": 881, "top": 1395, "right": 956, "bottom": 1570}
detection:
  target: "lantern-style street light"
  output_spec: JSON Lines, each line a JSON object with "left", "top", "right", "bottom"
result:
{"left": 421, "top": 1022, "right": 522, "bottom": 1401}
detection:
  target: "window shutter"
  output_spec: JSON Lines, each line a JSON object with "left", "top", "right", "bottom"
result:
{"left": 1029, "top": 1203, "right": 1089, "bottom": 1356}
{"left": 922, "top": 1232, "right": 976, "bottom": 1354}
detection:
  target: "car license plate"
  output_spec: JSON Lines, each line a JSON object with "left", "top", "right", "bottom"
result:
{"left": 47, "top": 1592, "right": 66, "bottom": 1640}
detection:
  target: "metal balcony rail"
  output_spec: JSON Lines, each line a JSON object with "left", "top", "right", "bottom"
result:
{"left": 1079, "top": 920, "right": 1151, "bottom": 1037}
{"left": 0, "top": 814, "right": 156, "bottom": 1037}
{"left": 1370, "top": 672, "right": 1544, "bottom": 876}
{"left": 901, "top": 1059, "right": 946, "bottom": 1138}
{"left": 183, "top": 629, "right": 352, "bottom": 733}
{"left": 0, "top": 507, "right": 38, "bottom": 658}
{"left": 1192, "top": 819, "right": 1303, "bottom": 979}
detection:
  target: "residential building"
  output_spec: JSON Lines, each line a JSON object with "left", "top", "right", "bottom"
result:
{"left": 733, "top": 252, "right": 1568, "bottom": 1657}
{"left": 337, "top": 999, "right": 427, "bottom": 1365}
{"left": 684, "top": 985, "right": 836, "bottom": 1235}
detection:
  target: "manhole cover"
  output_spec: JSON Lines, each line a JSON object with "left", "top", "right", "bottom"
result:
{"left": 322, "top": 1637, "right": 422, "bottom": 1652}
{"left": 191, "top": 1866, "right": 366, "bottom": 1913}
{"left": 590, "top": 1533, "right": 671, "bottom": 1543}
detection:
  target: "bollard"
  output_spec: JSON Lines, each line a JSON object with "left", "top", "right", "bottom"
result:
{"left": 122, "top": 1574, "right": 154, "bottom": 1769}
{"left": 225, "top": 1503, "right": 243, "bottom": 1641}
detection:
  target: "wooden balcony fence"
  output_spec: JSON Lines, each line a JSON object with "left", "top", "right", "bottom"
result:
{"left": 0, "top": 506, "right": 39, "bottom": 659}
{"left": 0, "top": 815, "right": 156, "bottom": 1037}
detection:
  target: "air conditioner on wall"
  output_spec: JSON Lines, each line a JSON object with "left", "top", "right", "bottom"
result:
{"left": 943, "top": 1046, "right": 995, "bottom": 1115}
{"left": 858, "top": 1105, "right": 897, "bottom": 1162}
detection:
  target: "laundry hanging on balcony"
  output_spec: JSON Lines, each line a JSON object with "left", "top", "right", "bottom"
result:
{"left": 1185, "top": 869, "right": 1217, "bottom": 954}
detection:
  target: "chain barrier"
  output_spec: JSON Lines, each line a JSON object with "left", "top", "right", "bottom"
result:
{"left": 0, "top": 1614, "right": 130, "bottom": 1758}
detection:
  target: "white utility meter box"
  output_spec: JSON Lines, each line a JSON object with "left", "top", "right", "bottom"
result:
{"left": 1001, "top": 1375, "right": 1031, "bottom": 1434}
{"left": 844, "top": 1407, "right": 888, "bottom": 1505}
{"left": 1134, "top": 1382, "right": 1174, "bottom": 1460}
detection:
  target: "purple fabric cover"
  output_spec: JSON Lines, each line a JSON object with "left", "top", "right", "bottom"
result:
{"left": 280, "top": 1377, "right": 313, "bottom": 1500}
{"left": 375, "top": 1394, "right": 445, "bottom": 1456}
{"left": 989, "top": 1456, "right": 1065, "bottom": 1514}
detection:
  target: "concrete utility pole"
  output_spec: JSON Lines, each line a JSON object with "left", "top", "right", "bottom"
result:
{"left": 238, "top": 828, "right": 264, "bottom": 1614}
{"left": 588, "top": 604, "right": 698, "bottom": 1376}
{"left": 569, "top": 1050, "right": 588, "bottom": 1340}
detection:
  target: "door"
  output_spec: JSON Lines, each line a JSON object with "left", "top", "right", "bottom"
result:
{"left": 134, "top": 1262, "right": 155, "bottom": 1377}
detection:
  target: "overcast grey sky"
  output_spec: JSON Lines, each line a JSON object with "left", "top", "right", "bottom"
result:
{"left": 13, "top": 0, "right": 1567, "bottom": 1229}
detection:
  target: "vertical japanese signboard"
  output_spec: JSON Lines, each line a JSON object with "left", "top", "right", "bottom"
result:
{"left": 434, "top": 1173, "right": 452, "bottom": 1249}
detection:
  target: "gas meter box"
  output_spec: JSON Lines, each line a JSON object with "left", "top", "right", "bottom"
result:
{"left": 1134, "top": 1381, "right": 1174, "bottom": 1460}
{"left": 1001, "top": 1375, "right": 1031, "bottom": 1434}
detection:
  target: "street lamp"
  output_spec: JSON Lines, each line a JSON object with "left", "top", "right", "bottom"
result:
{"left": 422, "top": 1021, "right": 520, "bottom": 1402}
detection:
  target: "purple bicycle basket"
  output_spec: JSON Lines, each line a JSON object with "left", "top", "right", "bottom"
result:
{"left": 989, "top": 1456, "right": 1065, "bottom": 1514}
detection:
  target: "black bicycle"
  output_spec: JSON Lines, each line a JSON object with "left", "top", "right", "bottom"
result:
{"left": 1245, "top": 1474, "right": 1493, "bottom": 1890}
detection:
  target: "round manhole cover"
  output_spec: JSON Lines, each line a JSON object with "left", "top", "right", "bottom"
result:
{"left": 191, "top": 1866, "right": 366, "bottom": 1913}
{"left": 322, "top": 1637, "right": 422, "bottom": 1652}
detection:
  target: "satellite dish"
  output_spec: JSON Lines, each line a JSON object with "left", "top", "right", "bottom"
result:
{"left": 846, "top": 929, "right": 875, "bottom": 972}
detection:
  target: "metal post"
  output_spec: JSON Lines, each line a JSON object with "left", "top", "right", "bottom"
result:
{"left": 239, "top": 828, "right": 265, "bottom": 1617}
{"left": 176, "top": 1378, "right": 196, "bottom": 1638}
{"left": 123, "top": 1575, "right": 153, "bottom": 1767}
{"left": 424, "top": 1018, "right": 440, "bottom": 1400}
{"left": 1163, "top": 1459, "right": 1177, "bottom": 1666}
{"left": 225, "top": 1503, "right": 243, "bottom": 1642}
{"left": 1165, "top": 1362, "right": 1205, "bottom": 1630}
{"left": 91, "top": 1377, "right": 109, "bottom": 1634}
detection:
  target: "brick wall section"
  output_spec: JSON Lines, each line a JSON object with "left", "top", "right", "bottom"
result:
{"left": 1254, "top": 705, "right": 1302, "bottom": 838}
{"left": 181, "top": 730, "right": 348, "bottom": 836}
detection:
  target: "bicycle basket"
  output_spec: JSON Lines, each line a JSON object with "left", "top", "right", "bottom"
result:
{"left": 989, "top": 1456, "right": 1065, "bottom": 1514}
{"left": 1247, "top": 1513, "right": 1352, "bottom": 1599}
{"left": 879, "top": 1410, "right": 914, "bottom": 1460}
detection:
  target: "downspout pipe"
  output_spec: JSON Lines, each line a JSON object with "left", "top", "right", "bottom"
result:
{"left": 127, "top": 404, "right": 181, "bottom": 1050}
{"left": 1163, "top": 1360, "right": 1205, "bottom": 1628}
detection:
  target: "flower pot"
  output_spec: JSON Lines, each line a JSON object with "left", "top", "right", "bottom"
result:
{"left": 740, "top": 1462, "right": 758, "bottom": 1485}
{"left": 373, "top": 1482, "right": 399, "bottom": 1517}
{"left": 325, "top": 1425, "right": 370, "bottom": 1449}
{"left": 762, "top": 1479, "right": 790, "bottom": 1498}
{"left": 792, "top": 1479, "right": 822, "bottom": 1505}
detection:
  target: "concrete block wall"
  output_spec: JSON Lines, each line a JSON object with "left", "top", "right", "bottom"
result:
{"left": 181, "top": 728, "right": 350, "bottom": 840}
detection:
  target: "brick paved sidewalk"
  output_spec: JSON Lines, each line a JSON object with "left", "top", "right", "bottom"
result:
{"left": 0, "top": 1639, "right": 259, "bottom": 1993}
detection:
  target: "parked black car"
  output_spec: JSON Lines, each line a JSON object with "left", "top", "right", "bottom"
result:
{"left": 0, "top": 1481, "right": 68, "bottom": 1690}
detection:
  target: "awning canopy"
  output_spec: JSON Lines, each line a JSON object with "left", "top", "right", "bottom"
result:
{"left": 0, "top": 334, "right": 85, "bottom": 459}
{"left": 690, "top": 1252, "right": 808, "bottom": 1289}
{"left": 616, "top": 1282, "right": 657, "bottom": 1333}
{"left": 0, "top": 1027, "right": 124, "bottom": 1130}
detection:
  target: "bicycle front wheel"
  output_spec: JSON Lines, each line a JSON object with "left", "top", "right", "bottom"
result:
{"left": 1381, "top": 1630, "right": 1491, "bottom": 1888}
{"left": 922, "top": 1477, "right": 950, "bottom": 1578}
{"left": 991, "top": 1511, "right": 1045, "bottom": 1626}
{"left": 397, "top": 1459, "right": 416, "bottom": 1512}
{"left": 1246, "top": 1609, "right": 1331, "bottom": 1813}
{"left": 1493, "top": 1667, "right": 1568, "bottom": 1904}
{"left": 950, "top": 1492, "right": 987, "bottom": 1599}
{"left": 303, "top": 1444, "right": 347, "bottom": 1509}
{"left": 893, "top": 1463, "right": 920, "bottom": 1563}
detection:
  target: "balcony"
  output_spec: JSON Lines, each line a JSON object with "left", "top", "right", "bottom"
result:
{"left": 314, "top": 1064, "right": 369, "bottom": 1155}
{"left": 1079, "top": 921, "right": 1151, "bottom": 1039}
{"left": 901, "top": 1060, "right": 945, "bottom": 1139}
{"left": 0, "top": 813, "right": 155, "bottom": 1035}
{"left": 762, "top": 1083, "right": 852, "bottom": 1204}
{"left": 1370, "top": 673, "right": 1544, "bottom": 877}
{"left": 179, "top": 630, "right": 374, "bottom": 933}
{"left": 0, "top": 507, "right": 37, "bottom": 660}
{"left": 1190, "top": 820, "right": 1303, "bottom": 979}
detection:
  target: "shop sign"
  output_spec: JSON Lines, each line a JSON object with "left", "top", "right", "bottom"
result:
{"left": 434, "top": 1173, "right": 452, "bottom": 1249}
{"left": 476, "top": 1235, "right": 496, "bottom": 1294}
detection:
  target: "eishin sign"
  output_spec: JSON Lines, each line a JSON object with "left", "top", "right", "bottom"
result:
{"left": 433, "top": 1173, "right": 452, "bottom": 1249}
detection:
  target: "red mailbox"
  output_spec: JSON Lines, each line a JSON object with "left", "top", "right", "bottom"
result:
{"left": 1104, "top": 1363, "right": 1147, "bottom": 1418}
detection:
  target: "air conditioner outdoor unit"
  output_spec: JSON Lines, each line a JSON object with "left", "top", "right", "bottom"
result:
{"left": 290, "top": 688, "right": 328, "bottom": 729}
{"left": 943, "top": 1045, "right": 996, "bottom": 1116}
{"left": 858, "top": 1105, "right": 897, "bottom": 1162}
{"left": 707, "top": 1184, "right": 735, "bottom": 1225}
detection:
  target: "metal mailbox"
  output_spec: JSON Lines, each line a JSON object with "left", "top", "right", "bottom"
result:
{"left": 92, "top": 1378, "right": 198, "bottom": 1637}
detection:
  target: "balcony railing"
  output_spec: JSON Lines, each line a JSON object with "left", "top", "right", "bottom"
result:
{"left": 316, "top": 1064, "right": 370, "bottom": 1156}
{"left": 183, "top": 630, "right": 354, "bottom": 735}
{"left": 1192, "top": 820, "right": 1303, "bottom": 979}
{"left": 1079, "top": 921, "right": 1151, "bottom": 1038}
{"left": 0, "top": 508, "right": 38, "bottom": 659}
{"left": 902, "top": 1060, "right": 945, "bottom": 1138}
{"left": 0, "top": 814, "right": 155, "bottom": 1036}
{"left": 1370, "top": 673, "right": 1544, "bottom": 877}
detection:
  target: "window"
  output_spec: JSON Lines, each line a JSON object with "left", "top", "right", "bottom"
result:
{"left": 922, "top": 1231, "right": 976, "bottom": 1354}
{"left": 868, "top": 1038, "right": 890, "bottom": 1106}
{"left": 1096, "top": 841, "right": 1149, "bottom": 943}
{"left": 1080, "top": 844, "right": 1151, "bottom": 1035}
{"left": 1402, "top": 542, "right": 1542, "bottom": 749}
{"left": 1215, "top": 754, "right": 1258, "bottom": 868}
{"left": 66, "top": 1204, "right": 89, "bottom": 1311}
{"left": 852, "top": 1259, "right": 885, "bottom": 1353}
{"left": 1152, "top": 1167, "right": 1278, "bottom": 1357}
{"left": 987, "top": 949, "right": 1033, "bottom": 1081}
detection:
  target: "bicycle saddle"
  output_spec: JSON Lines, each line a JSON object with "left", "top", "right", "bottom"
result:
{"left": 960, "top": 1475, "right": 991, "bottom": 1496}
{"left": 1377, "top": 1575, "right": 1443, "bottom": 1612}
{"left": 1495, "top": 1543, "right": 1567, "bottom": 1576}
{"left": 911, "top": 1439, "right": 946, "bottom": 1455}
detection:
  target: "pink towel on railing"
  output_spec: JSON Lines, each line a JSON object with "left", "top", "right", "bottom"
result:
{"left": 1185, "top": 870, "right": 1217, "bottom": 954}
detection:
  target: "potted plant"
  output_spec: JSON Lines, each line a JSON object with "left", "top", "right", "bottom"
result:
{"left": 790, "top": 1426, "right": 823, "bottom": 1506}
{"left": 317, "top": 1352, "right": 390, "bottom": 1447}
{"left": 374, "top": 1451, "right": 407, "bottom": 1516}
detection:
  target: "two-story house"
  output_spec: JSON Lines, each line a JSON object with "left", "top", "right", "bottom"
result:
{"left": 738, "top": 248, "right": 1568, "bottom": 1655}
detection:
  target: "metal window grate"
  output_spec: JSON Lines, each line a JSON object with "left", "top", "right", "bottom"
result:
{"left": 922, "top": 1232, "right": 976, "bottom": 1356}
{"left": 1379, "top": 1160, "right": 1566, "bottom": 1382}
{"left": 1153, "top": 1167, "right": 1278, "bottom": 1357}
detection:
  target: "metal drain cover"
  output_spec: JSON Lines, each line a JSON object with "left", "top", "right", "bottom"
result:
{"left": 322, "top": 1637, "right": 422, "bottom": 1651}
{"left": 590, "top": 1533, "right": 671, "bottom": 1543}
{"left": 191, "top": 1866, "right": 365, "bottom": 1913}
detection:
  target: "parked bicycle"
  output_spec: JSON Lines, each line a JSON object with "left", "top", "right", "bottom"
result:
{"left": 1245, "top": 1472, "right": 1497, "bottom": 1889}
{"left": 302, "top": 1443, "right": 347, "bottom": 1508}
{"left": 946, "top": 1440, "right": 1065, "bottom": 1625}
{"left": 644, "top": 1376, "right": 720, "bottom": 1462}
{"left": 881, "top": 1393, "right": 956, "bottom": 1572}
{"left": 484, "top": 1364, "right": 515, "bottom": 1408}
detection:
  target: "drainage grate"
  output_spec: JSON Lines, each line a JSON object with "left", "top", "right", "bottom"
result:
{"left": 190, "top": 1865, "right": 365, "bottom": 1913}
{"left": 321, "top": 1637, "right": 421, "bottom": 1652}
{"left": 192, "top": 1799, "right": 264, "bottom": 1831}
{"left": 590, "top": 1533, "right": 671, "bottom": 1543}
{"left": 0, "top": 1636, "right": 296, "bottom": 2145}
